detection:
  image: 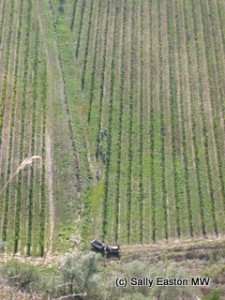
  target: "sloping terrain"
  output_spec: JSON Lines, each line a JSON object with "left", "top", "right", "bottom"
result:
{"left": 1, "top": 0, "right": 225, "bottom": 255}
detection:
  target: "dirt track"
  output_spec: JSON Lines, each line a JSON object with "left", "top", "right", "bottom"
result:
{"left": 45, "top": 133, "right": 55, "bottom": 254}
{"left": 0, "top": 235, "right": 224, "bottom": 266}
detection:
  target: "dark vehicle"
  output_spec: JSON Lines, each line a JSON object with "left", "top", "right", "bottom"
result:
{"left": 91, "top": 240, "right": 106, "bottom": 253}
{"left": 91, "top": 240, "right": 120, "bottom": 256}
{"left": 106, "top": 245, "right": 120, "bottom": 254}
{"left": 106, "top": 245, "right": 120, "bottom": 257}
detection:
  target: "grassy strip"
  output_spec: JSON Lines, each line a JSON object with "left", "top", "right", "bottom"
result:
{"left": 0, "top": 0, "right": 15, "bottom": 146}
{"left": 217, "top": 0, "right": 225, "bottom": 112}
{"left": 138, "top": 0, "right": 144, "bottom": 243}
{"left": 13, "top": 0, "right": 32, "bottom": 253}
{"left": 166, "top": 0, "right": 181, "bottom": 238}
{"left": 158, "top": 0, "right": 168, "bottom": 240}
{"left": 114, "top": 0, "right": 127, "bottom": 243}
{"left": 96, "top": 1, "right": 110, "bottom": 146}
{"left": 27, "top": 27, "right": 39, "bottom": 256}
{"left": 126, "top": 0, "right": 135, "bottom": 243}
{"left": 196, "top": 0, "right": 217, "bottom": 234}
{"left": 80, "top": 0, "right": 94, "bottom": 90}
{"left": 1, "top": 0, "right": 24, "bottom": 245}
{"left": 201, "top": 0, "right": 225, "bottom": 216}
{"left": 191, "top": 0, "right": 218, "bottom": 236}
{"left": 51, "top": 9, "right": 82, "bottom": 192}
{"left": 183, "top": 0, "right": 206, "bottom": 237}
{"left": 70, "top": 0, "right": 78, "bottom": 32}
{"left": 0, "top": 0, "right": 6, "bottom": 45}
{"left": 102, "top": 0, "right": 119, "bottom": 241}
{"left": 87, "top": 0, "right": 102, "bottom": 122}
{"left": 75, "top": 0, "right": 86, "bottom": 58}
{"left": 39, "top": 64, "right": 47, "bottom": 257}
{"left": 1, "top": 0, "right": 24, "bottom": 241}
{"left": 148, "top": 0, "right": 156, "bottom": 242}
{"left": 58, "top": 53, "right": 81, "bottom": 191}
{"left": 1, "top": 0, "right": 22, "bottom": 242}
{"left": 212, "top": 0, "right": 225, "bottom": 212}
{"left": 175, "top": 1, "right": 194, "bottom": 237}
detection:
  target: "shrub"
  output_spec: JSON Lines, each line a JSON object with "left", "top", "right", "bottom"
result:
{"left": 202, "top": 289, "right": 221, "bottom": 300}
{"left": 51, "top": 252, "right": 102, "bottom": 299}
{"left": 0, "top": 260, "right": 41, "bottom": 293}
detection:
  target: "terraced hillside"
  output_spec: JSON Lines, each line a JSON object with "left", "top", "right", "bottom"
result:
{"left": 1, "top": 0, "right": 225, "bottom": 255}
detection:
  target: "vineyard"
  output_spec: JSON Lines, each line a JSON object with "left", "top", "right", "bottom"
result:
{"left": 1, "top": 0, "right": 225, "bottom": 256}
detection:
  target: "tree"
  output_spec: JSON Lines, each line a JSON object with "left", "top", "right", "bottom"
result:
{"left": 52, "top": 252, "right": 102, "bottom": 299}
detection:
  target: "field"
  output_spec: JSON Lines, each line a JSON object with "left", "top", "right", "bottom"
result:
{"left": 0, "top": 0, "right": 225, "bottom": 256}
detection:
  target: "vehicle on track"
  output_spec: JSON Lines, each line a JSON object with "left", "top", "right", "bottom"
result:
{"left": 91, "top": 240, "right": 107, "bottom": 253}
{"left": 91, "top": 240, "right": 120, "bottom": 256}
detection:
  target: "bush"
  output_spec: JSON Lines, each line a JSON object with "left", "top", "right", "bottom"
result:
{"left": 105, "top": 260, "right": 202, "bottom": 300}
{"left": 0, "top": 260, "right": 41, "bottom": 293}
{"left": 202, "top": 289, "right": 221, "bottom": 300}
{"left": 50, "top": 252, "right": 103, "bottom": 299}
{"left": 0, "top": 240, "right": 6, "bottom": 252}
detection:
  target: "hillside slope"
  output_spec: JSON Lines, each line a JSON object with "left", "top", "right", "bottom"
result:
{"left": 1, "top": 0, "right": 225, "bottom": 255}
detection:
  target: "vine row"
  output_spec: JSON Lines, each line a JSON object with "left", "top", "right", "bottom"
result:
{"left": 96, "top": 0, "right": 110, "bottom": 147}
{"left": 0, "top": 0, "right": 6, "bottom": 45}
{"left": 0, "top": 0, "right": 15, "bottom": 147}
{"left": 183, "top": 0, "right": 206, "bottom": 237}
{"left": 211, "top": 0, "right": 225, "bottom": 212}
{"left": 27, "top": 27, "right": 39, "bottom": 256}
{"left": 138, "top": 0, "right": 144, "bottom": 243}
{"left": 70, "top": 0, "right": 78, "bottom": 32}
{"left": 1, "top": 0, "right": 22, "bottom": 242}
{"left": 87, "top": 0, "right": 102, "bottom": 122}
{"left": 13, "top": 0, "right": 32, "bottom": 254}
{"left": 75, "top": 0, "right": 86, "bottom": 58}
{"left": 126, "top": 0, "right": 135, "bottom": 243}
{"left": 166, "top": 0, "right": 182, "bottom": 238}
{"left": 39, "top": 63, "right": 47, "bottom": 257}
{"left": 201, "top": 0, "right": 225, "bottom": 215}
{"left": 102, "top": 0, "right": 119, "bottom": 240}
{"left": 158, "top": 0, "right": 168, "bottom": 240}
{"left": 175, "top": 0, "right": 194, "bottom": 237}
{"left": 191, "top": 0, "right": 218, "bottom": 235}
{"left": 114, "top": 0, "right": 127, "bottom": 243}
{"left": 48, "top": 0, "right": 81, "bottom": 197}
{"left": 148, "top": 0, "right": 156, "bottom": 242}
{"left": 2, "top": 0, "right": 24, "bottom": 243}
{"left": 81, "top": 0, "right": 94, "bottom": 90}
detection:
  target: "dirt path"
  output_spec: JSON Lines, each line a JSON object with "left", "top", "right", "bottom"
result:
{"left": 1, "top": 235, "right": 225, "bottom": 265}
{"left": 36, "top": 3, "right": 55, "bottom": 254}
{"left": 36, "top": 0, "right": 83, "bottom": 253}
{"left": 45, "top": 133, "right": 55, "bottom": 254}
